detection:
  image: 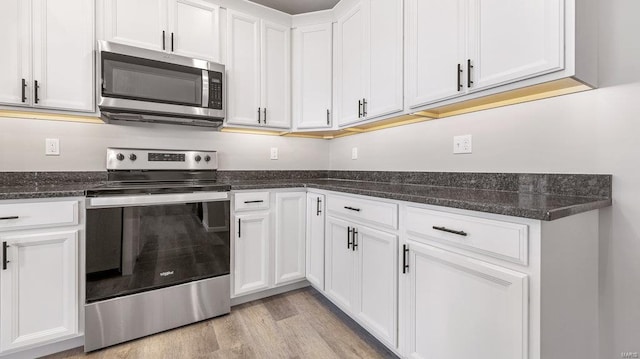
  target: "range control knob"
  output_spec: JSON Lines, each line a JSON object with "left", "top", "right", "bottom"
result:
{"left": 204, "top": 155, "right": 211, "bottom": 162}
{"left": 129, "top": 153, "right": 137, "bottom": 161}
{"left": 116, "top": 153, "right": 125, "bottom": 161}
{"left": 195, "top": 155, "right": 202, "bottom": 162}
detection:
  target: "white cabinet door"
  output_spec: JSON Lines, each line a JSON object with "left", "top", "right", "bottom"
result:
{"left": 468, "top": 0, "right": 564, "bottom": 92}
{"left": 274, "top": 192, "right": 306, "bottom": 285}
{"left": 0, "top": 0, "right": 30, "bottom": 107}
{"left": 336, "top": 2, "right": 366, "bottom": 126}
{"left": 292, "top": 24, "right": 333, "bottom": 129}
{"left": 306, "top": 193, "right": 325, "bottom": 290}
{"left": 167, "top": 0, "right": 220, "bottom": 62}
{"left": 102, "top": 0, "right": 168, "bottom": 51}
{"left": 32, "top": 0, "right": 94, "bottom": 112}
{"left": 324, "top": 217, "right": 355, "bottom": 312}
{"left": 0, "top": 230, "right": 78, "bottom": 354}
{"left": 406, "top": 0, "right": 467, "bottom": 108}
{"left": 354, "top": 226, "right": 398, "bottom": 347}
{"left": 261, "top": 21, "right": 290, "bottom": 129}
{"left": 366, "top": 0, "right": 403, "bottom": 119}
{"left": 404, "top": 240, "right": 528, "bottom": 359}
{"left": 226, "top": 10, "right": 261, "bottom": 127}
{"left": 234, "top": 212, "right": 270, "bottom": 296}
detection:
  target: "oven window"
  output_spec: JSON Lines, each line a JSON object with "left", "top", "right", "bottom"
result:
{"left": 86, "top": 201, "right": 230, "bottom": 303}
{"left": 102, "top": 52, "right": 203, "bottom": 107}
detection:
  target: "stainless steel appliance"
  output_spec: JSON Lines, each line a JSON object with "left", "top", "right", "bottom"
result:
{"left": 97, "top": 41, "right": 225, "bottom": 128}
{"left": 84, "top": 148, "right": 231, "bottom": 352}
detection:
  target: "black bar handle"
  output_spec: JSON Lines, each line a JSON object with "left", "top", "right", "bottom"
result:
{"left": 347, "top": 226, "right": 352, "bottom": 249}
{"left": 34, "top": 80, "right": 39, "bottom": 104}
{"left": 21, "top": 79, "right": 27, "bottom": 102}
{"left": 362, "top": 98, "right": 367, "bottom": 117}
{"left": 327, "top": 109, "right": 330, "bottom": 125}
{"left": 316, "top": 197, "right": 322, "bottom": 216}
{"left": 352, "top": 228, "right": 358, "bottom": 251}
{"left": 2, "top": 242, "right": 9, "bottom": 270}
{"left": 244, "top": 200, "right": 264, "bottom": 204}
{"left": 263, "top": 108, "right": 267, "bottom": 124}
{"left": 0, "top": 216, "right": 19, "bottom": 221}
{"left": 402, "top": 244, "right": 409, "bottom": 274}
{"left": 344, "top": 206, "right": 361, "bottom": 212}
{"left": 238, "top": 218, "right": 241, "bottom": 237}
{"left": 457, "top": 64, "right": 463, "bottom": 92}
{"left": 171, "top": 32, "right": 174, "bottom": 52}
{"left": 467, "top": 59, "right": 474, "bottom": 88}
{"left": 358, "top": 100, "right": 362, "bottom": 118}
{"left": 258, "top": 107, "right": 261, "bottom": 123}
{"left": 433, "top": 226, "right": 468, "bottom": 237}
{"left": 162, "top": 31, "right": 166, "bottom": 50}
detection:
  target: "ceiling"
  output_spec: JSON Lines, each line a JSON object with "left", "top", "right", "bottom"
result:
{"left": 248, "top": 0, "right": 340, "bottom": 15}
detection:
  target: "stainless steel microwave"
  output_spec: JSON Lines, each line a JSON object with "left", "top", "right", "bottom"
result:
{"left": 97, "top": 41, "right": 225, "bottom": 128}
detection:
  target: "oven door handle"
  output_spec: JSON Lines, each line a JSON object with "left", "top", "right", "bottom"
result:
{"left": 87, "top": 191, "right": 229, "bottom": 208}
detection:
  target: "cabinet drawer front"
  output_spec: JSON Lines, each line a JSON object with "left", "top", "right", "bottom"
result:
{"left": 327, "top": 194, "right": 398, "bottom": 230}
{"left": 0, "top": 201, "right": 79, "bottom": 231}
{"left": 406, "top": 206, "right": 528, "bottom": 265}
{"left": 234, "top": 192, "right": 270, "bottom": 212}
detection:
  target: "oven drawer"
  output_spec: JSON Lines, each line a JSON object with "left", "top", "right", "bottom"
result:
{"left": 0, "top": 201, "right": 79, "bottom": 231}
{"left": 327, "top": 193, "right": 398, "bottom": 230}
{"left": 406, "top": 206, "right": 529, "bottom": 265}
{"left": 234, "top": 192, "right": 270, "bottom": 212}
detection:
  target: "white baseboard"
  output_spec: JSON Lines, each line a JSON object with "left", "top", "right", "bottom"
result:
{"left": 231, "top": 280, "right": 310, "bottom": 306}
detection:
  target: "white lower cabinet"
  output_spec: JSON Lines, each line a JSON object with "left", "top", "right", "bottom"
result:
{"left": 305, "top": 192, "right": 325, "bottom": 290}
{"left": 274, "top": 192, "right": 306, "bottom": 285}
{"left": 402, "top": 239, "right": 528, "bottom": 359}
{"left": 234, "top": 212, "right": 270, "bottom": 296}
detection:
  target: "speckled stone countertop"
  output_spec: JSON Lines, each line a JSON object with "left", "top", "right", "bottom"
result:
{"left": 0, "top": 171, "right": 612, "bottom": 221}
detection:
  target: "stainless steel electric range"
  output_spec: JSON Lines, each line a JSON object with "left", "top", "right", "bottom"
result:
{"left": 84, "top": 148, "right": 231, "bottom": 352}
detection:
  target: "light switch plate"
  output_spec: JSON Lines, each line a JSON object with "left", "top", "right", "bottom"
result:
{"left": 270, "top": 147, "right": 278, "bottom": 160}
{"left": 453, "top": 135, "right": 472, "bottom": 154}
{"left": 45, "top": 138, "right": 60, "bottom": 156}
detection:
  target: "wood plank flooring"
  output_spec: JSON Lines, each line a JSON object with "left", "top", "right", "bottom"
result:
{"left": 42, "top": 287, "right": 398, "bottom": 359}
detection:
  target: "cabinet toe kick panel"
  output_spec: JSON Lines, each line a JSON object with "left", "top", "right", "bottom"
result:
{"left": 84, "top": 275, "right": 230, "bottom": 352}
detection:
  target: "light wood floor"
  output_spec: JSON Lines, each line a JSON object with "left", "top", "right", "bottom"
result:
{"left": 42, "top": 287, "right": 397, "bottom": 359}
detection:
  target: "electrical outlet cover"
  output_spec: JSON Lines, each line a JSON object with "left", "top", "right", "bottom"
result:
{"left": 453, "top": 135, "right": 472, "bottom": 154}
{"left": 45, "top": 138, "right": 60, "bottom": 156}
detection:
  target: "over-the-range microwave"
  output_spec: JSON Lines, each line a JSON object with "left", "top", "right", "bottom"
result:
{"left": 97, "top": 41, "right": 225, "bottom": 128}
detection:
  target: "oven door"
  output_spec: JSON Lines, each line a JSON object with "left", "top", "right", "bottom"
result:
{"left": 85, "top": 192, "right": 230, "bottom": 303}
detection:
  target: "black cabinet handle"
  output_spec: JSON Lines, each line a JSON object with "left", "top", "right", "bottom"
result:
{"left": 244, "top": 200, "right": 264, "bottom": 204}
{"left": 358, "top": 100, "right": 362, "bottom": 118}
{"left": 344, "top": 206, "right": 361, "bottom": 212}
{"left": 327, "top": 109, "right": 330, "bottom": 125}
{"left": 263, "top": 108, "right": 267, "bottom": 124}
{"left": 34, "top": 80, "right": 39, "bottom": 104}
{"left": 402, "top": 244, "right": 409, "bottom": 274}
{"left": 457, "top": 64, "right": 463, "bottom": 92}
{"left": 347, "top": 226, "right": 352, "bottom": 249}
{"left": 238, "top": 218, "right": 241, "bottom": 237}
{"left": 352, "top": 228, "right": 358, "bottom": 251}
{"left": 0, "top": 216, "right": 19, "bottom": 221}
{"left": 171, "top": 32, "right": 174, "bottom": 52}
{"left": 21, "top": 79, "right": 27, "bottom": 102}
{"left": 316, "top": 197, "right": 322, "bottom": 216}
{"left": 467, "top": 59, "right": 474, "bottom": 88}
{"left": 258, "top": 107, "right": 261, "bottom": 123}
{"left": 362, "top": 98, "right": 367, "bottom": 117}
{"left": 2, "top": 242, "right": 9, "bottom": 270}
{"left": 433, "top": 226, "right": 468, "bottom": 237}
{"left": 162, "top": 31, "right": 166, "bottom": 50}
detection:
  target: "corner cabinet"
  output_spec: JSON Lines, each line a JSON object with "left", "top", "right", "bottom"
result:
{"left": 101, "top": 0, "right": 220, "bottom": 62}
{"left": 226, "top": 10, "right": 291, "bottom": 129}
{"left": 335, "top": 0, "right": 403, "bottom": 127}
{"left": 306, "top": 192, "right": 325, "bottom": 290}
{"left": 0, "top": 0, "right": 94, "bottom": 112}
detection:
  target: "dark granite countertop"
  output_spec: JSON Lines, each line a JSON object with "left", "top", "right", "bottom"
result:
{"left": 0, "top": 171, "right": 612, "bottom": 221}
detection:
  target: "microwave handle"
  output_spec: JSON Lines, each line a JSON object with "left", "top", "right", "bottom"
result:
{"left": 202, "top": 70, "right": 209, "bottom": 108}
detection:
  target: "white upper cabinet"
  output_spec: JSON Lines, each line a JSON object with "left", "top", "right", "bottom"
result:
{"left": 292, "top": 23, "right": 333, "bottom": 130}
{"left": 260, "top": 21, "right": 291, "bottom": 129}
{"left": 102, "top": 0, "right": 220, "bottom": 62}
{"left": 0, "top": 0, "right": 93, "bottom": 112}
{"left": 167, "top": 0, "right": 220, "bottom": 62}
{"left": 406, "top": 0, "right": 466, "bottom": 108}
{"left": 32, "top": 0, "right": 94, "bottom": 112}
{"left": 226, "top": 10, "right": 291, "bottom": 129}
{"left": 336, "top": 0, "right": 403, "bottom": 126}
{"left": 467, "top": 0, "right": 564, "bottom": 92}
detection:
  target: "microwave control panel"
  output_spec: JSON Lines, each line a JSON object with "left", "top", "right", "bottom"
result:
{"left": 209, "top": 71, "right": 223, "bottom": 110}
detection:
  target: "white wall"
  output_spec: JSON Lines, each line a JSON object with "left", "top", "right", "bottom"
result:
{"left": 330, "top": 0, "right": 640, "bottom": 356}
{"left": 0, "top": 118, "right": 330, "bottom": 171}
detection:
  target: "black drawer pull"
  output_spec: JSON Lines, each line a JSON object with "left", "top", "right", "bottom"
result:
{"left": 238, "top": 218, "right": 241, "bottom": 237}
{"left": 0, "top": 216, "right": 19, "bottom": 221}
{"left": 432, "top": 226, "right": 468, "bottom": 237}
{"left": 34, "top": 80, "right": 40, "bottom": 104}
{"left": 244, "top": 200, "right": 264, "bottom": 204}
{"left": 316, "top": 197, "right": 322, "bottom": 216}
{"left": 352, "top": 228, "right": 358, "bottom": 251}
{"left": 347, "top": 226, "right": 352, "bottom": 249}
{"left": 344, "top": 206, "right": 361, "bottom": 212}
{"left": 402, "top": 244, "right": 409, "bottom": 274}
{"left": 2, "top": 242, "right": 9, "bottom": 270}
{"left": 21, "top": 79, "right": 27, "bottom": 102}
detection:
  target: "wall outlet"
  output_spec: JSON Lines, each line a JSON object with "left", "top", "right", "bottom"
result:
{"left": 45, "top": 138, "right": 60, "bottom": 156}
{"left": 270, "top": 147, "right": 279, "bottom": 160}
{"left": 453, "top": 135, "right": 472, "bottom": 154}
{"left": 351, "top": 147, "right": 358, "bottom": 160}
